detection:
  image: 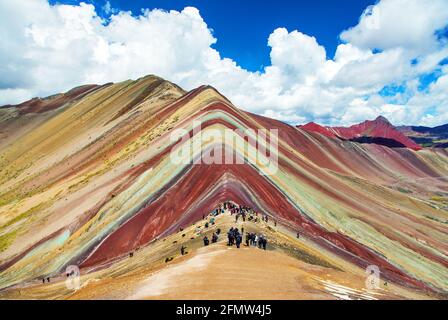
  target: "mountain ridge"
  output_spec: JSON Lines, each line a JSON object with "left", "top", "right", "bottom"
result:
{"left": 0, "top": 75, "right": 447, "bottom": 297}
{"left": 299, "top": 116, "right": 423, "bottom": 151}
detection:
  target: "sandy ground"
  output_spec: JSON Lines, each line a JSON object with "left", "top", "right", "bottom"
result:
{"left": 129, "top": 244, "right": 377, "bottom": 300}
{"left": 0, "top": 211, "right": 440, "bottom": 300}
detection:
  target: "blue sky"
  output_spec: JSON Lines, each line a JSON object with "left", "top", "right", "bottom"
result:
{"left": 2, "top": 0, "right": 448, "bottom": 126}
{"left": 49, "top": 0, "right": 377, "bottom": 72}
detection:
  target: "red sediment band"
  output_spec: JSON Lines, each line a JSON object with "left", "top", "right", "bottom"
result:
{"left": 3, "top": 86, "right": 442, "bottom": 294}
{"left": 80, "top": 160, "right": 436, "bottom": 292}
{"left": 299, "top": 117, "right": 422, "bottom": 151}
{"left": 77, "top": 114, "right": 438, "bottom": 292}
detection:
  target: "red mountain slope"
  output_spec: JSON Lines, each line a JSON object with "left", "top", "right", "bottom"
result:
{"left": 299, "top": 116, "right": 422, "bottom": 150}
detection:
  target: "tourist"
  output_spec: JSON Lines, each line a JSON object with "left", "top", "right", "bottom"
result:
{"left": 236, "top": 233, "right": 242, "bottom": 249}
{"left": 262, "top": 235, "right": 267, "bottom": 250}
{"left": 227, "top": 228, "right": 234, "bottom": 245}
{"left": 212, "top": 233, "right": 218, "bottom": 243}
{"left": 203, "top": 236, "right": 210, "bottom": 246}
{"left": 258, "top": 235, "right": 263, "bottom": 249}
{"left": 181, "top": 245, "right": 186, "bottom": 255}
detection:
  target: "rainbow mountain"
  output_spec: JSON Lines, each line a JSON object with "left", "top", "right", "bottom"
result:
{"left": 0, "top": 75, "right": 447, "bottom": 299}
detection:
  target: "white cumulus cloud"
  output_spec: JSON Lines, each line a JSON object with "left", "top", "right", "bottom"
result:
{"left": 0, "top": 0, "right": 447, "bottom": 127}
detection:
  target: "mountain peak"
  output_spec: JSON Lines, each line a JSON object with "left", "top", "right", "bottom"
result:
{"left": 300, "top": 116, "right": 422, "bottom": 150}
{"left": 299, "top": 122, "right": 336, "bottom": 138}
{"left": 373, "top": 115, "right": 391, "bottom": 124}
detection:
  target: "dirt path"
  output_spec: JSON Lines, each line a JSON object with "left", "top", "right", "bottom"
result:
{"left": 0, "top": 211, "right": 436, "bottom": 300}
{"left": 128, "top": 242, "right": 384, "bottom": 300}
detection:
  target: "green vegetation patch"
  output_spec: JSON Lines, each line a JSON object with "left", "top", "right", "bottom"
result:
{"left": 0, "top": 229, "right": 18, "bottom": 252}
{"left": 431, "top": 196, "right": 448, "bottom": 202}
{"left": 425, "top": 215, "right": 448, "bottom": 224}
{"left": 397, "top": 187, "right": 413, "bottom": 194}
{"left": 0, "top": 202, "right": 46, "bottom": 231}
{"left": 275, "top": 242, "right": 340, "bottom": 270}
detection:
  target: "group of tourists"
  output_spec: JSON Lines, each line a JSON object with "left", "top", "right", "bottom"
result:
{"left": 203, "top": 232, "right": 219, "bottom": 246}
{"left": 210, "top": 203, "right": 226, "bottom": 216}
{"left": 215, "top": 202, "right": 271, "bottom": 250}
{"left": 227, "top": 227, "right": 243, "bottom": 248}
{"left": 225, "top": 227, "right": 268, "bottom": 250}
{"left": 181, "top": 201, "right": 277, "bottom": 255}
{"left": 245, "top": 232, "right": 268, "bottom": 250}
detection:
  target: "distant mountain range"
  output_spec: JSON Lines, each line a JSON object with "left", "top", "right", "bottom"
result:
{"left": 300, "top": 116, "right": 448, "bottom": 150}
{"left": 397, "top": 124, "right": 448, "bottom": 148}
